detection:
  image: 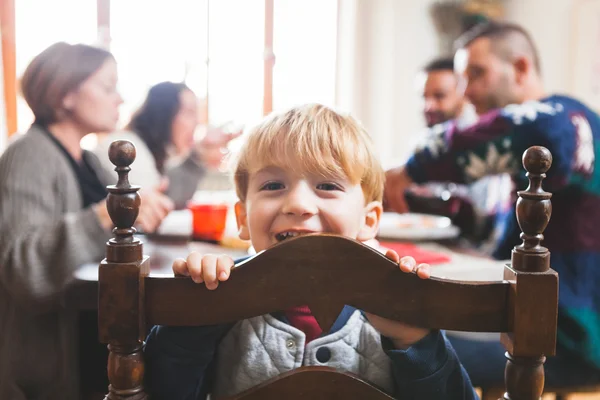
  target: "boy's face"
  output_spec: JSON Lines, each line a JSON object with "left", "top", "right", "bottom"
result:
{"left": 235, "top": 166, "right": 382, "bottom": 252}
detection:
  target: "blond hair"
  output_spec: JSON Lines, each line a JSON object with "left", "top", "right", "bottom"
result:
{"left": 233, "top": 104, "right": 384, "bottom": 203}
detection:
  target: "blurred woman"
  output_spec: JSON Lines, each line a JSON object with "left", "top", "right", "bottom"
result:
{"left": 0, "top": 42, "right": 172, "bottom": 399}
{"left": 95, "top": 81, "right": 241, "bottom": 209}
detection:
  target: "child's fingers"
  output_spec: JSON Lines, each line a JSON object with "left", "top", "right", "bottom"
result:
{"left": 172, "top": 258, "right": 189, "bottom": 276}
{"left": 399, "top": 256, "right": 416, "bottom": 273}
{"left": 186, "top": 251, "right": 204, "bottom": 283}
{"left": 201, "top": 254, "right": 219, "bottom": 290}
{"left": 384, "top": 249, "right": 400, "bottom": 263}
{"left": 216, "top": 255, "right": 234, "bottom": 281}
{"left": 181, "top": 252, "right": 233, "bottom": 288}
{"left": 399, "top": 257, "right": 431, "bottom": 279}
{"left": 415, "top": 263, "right": 431, "bottom": 279}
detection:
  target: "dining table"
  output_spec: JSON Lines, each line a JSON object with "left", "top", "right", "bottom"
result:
{"left": 68, "top": 235, "right": 249, "bottom": 309}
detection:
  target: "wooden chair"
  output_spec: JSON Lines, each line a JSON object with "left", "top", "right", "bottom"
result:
{"left": 481, "top": 384, "right": 600, "bottom": 400}
{"left": 98, "top": 142, "right": 558, "bottom": 400}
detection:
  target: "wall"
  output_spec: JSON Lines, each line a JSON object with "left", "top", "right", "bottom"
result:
{"left": 337, "top": 0, "right": 580, "bottom": 169}
{"left": 336, "top": 0, "right": 439, "bottom": 168}
{"left": 505, "top": 0, "right": 574, "bottom": 96}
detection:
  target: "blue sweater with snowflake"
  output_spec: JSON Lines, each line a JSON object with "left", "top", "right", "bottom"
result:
{"left": 405, "top": 95, "right": 600, "bottom": 368}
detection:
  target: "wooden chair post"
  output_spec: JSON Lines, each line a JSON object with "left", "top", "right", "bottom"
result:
{"left": 98, "top": 140, "right": 149, "bottom": 400}
{"left": 501, "top": 146, "right": 558, "bottom": 400}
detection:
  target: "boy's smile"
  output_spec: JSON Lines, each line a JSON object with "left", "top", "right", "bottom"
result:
{"left": 274, "top": 230, "right": 316, "bottom": 242}
{"left": 235, "top": 166, "right": 382, "bottom": 253}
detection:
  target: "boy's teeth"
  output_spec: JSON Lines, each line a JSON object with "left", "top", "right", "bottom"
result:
{"left": 276, "top": 231, "right": 301, "bottom": 241}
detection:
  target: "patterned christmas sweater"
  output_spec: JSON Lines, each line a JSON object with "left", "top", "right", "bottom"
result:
{"left": 405, "top": 95, "right": 600, "bottom": 368}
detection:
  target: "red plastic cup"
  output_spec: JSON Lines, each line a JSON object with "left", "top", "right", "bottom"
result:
{"left": 187, "top": 203, "right": 228, "bottom": 242}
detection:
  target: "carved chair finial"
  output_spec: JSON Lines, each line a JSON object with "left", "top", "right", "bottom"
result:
{"left": 108, "top": 139, "right": 136, "bottom": 184}
{"left": 106, "top": 140, "right": 141, "bottom": 245}
{"left": 105, "top": 140, "right": 143, "bottom": 264}
{"left": 512, "top": 145, "right": 553, "bottom": 273}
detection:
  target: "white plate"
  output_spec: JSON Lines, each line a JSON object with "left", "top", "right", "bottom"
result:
{"left": 156, "top": 209, "right": 193, "bottom": 237}
{"left": 378, "top": 212, "right": 460, "bottom": 241}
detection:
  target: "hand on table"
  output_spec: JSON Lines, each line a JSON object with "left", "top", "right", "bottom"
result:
{"left": 196, "top": 123, "right": 244, "bottom": 169}
{"left": 384, "top": 166, "right": 413, "bottom": 214}
{"left": 137, "top": 178, "right": 174, "bottom": 233}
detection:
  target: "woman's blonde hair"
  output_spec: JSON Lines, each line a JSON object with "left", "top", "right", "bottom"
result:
{"left": 233, "top": 104, "right": 384, "bottom": 203}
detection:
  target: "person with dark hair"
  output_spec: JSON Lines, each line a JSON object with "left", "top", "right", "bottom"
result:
{"left": 95, "top": 81, "right": 241, "bottom": 209}
{"left": 411, "top": 56, "right": 510, "bottom": 245}
{"left": 385, "top": 21, "right": 600, "bottom": 388}
{"left": 0, "top": 42, "right": 172, "bottom": 399}
{"left": 419, "top": 56, "right": 477, "bottom": 129}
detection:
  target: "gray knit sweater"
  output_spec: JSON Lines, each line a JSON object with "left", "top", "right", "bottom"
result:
{"left": 0, "top": 125, "right": 112, "bottom": 399}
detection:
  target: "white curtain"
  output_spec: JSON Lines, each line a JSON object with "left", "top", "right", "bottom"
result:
{"left": 335, "top": 0, "right": 445, "bottom": 168}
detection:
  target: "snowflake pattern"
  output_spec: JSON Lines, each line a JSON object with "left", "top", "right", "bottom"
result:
{"left": 571, "top": 114, "right": 595, "bottom": 175}
{"left": 502, "top": 101, "right": 564, "bottom": 125}
{"left": 414, "top": 123, "right": 449, "bottom": 158}
{"left": 457, "top": 139, "right": 518, "bottom": 181}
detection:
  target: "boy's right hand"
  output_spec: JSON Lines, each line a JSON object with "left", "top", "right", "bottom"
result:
{"left": 172, "top": 252, "right": 234, "bottom": 290}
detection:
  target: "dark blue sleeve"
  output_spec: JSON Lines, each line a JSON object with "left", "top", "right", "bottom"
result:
{"left": 384, "top": 331, "right": 479, "bottom": 400}
{"left": 144, "top": 323, "right": 233, "bottom": 400}
{"left": 405, "top": 99, "right": 574, "bottom": 189}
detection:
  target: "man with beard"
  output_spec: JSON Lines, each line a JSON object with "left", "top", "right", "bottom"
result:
{"left": 419, "top": 57, "right": 477, "bottom": 129}
{"left": 412, "top": 57, "right": 509, "bottom": 245}
{"left": 385, "top": 21, "right": 600, "bottom": 389}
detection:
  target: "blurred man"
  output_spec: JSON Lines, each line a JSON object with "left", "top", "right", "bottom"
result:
{"left": 385, "top": 22, "right": 600, "bottom": 388}
{"left": 411, "top": 57, "right": 508, "bottom": 243}
{"left": 419, "top": 57, "right": 477, "bottom": 129}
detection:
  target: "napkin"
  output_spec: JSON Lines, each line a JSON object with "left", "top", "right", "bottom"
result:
{"left": 378, "top": 241, "right": 451, "bottom": 265}
{"left": 156, "top": 209, "right": 193, "bottom": 237}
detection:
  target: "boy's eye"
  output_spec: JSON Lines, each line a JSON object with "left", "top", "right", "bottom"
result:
{"left": 260, "top": 181, "right": 284, "bottom": 191}
{"left": 316, "top": 182, "right": 342, "bottom": 191}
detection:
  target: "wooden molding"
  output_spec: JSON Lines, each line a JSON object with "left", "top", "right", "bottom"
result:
{"left": 1, "top": 0, "right": 17, "bottom": 136}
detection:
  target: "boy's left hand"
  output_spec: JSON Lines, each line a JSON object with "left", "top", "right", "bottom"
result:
{"left": 364, "top": 250, "right": 431, "bottom": 350}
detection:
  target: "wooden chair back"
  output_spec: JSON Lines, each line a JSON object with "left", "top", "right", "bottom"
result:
{"left": 98, "top": 142, "right": 558, "bottom": 400}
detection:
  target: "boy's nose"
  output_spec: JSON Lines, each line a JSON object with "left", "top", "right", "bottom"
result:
{"left": 281, "top": 183, "right": 318, "bottom": 216}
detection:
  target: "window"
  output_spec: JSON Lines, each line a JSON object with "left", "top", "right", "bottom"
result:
{"left": 207, "top": 0, "right": 265, "bottom": 126}
{"left": 111, "top": 0, "right": 209, "bottom": 125}
{"left": 11, "top": 1, "right": 339, "bottom": 137}
{"left": 112, "top": 0, "right": 337, "bottom": 129}
{"left": 14, "top": 0, "right": 97, "bottom": 132}
{"left": 272, "top": 0, "right": 337, "bottom": 112}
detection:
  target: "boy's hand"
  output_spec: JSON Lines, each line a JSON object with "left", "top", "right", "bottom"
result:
{"left": 172, "top": 248, "right": 432, "bottom": 348}
{"left": 172, "top": 252, "right": 234, "bottom": 290}
{"left": 365, "top": 250, "right": 431, "bottom": 350}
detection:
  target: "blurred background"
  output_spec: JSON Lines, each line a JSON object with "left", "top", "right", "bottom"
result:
{"left": 3, "top": 3, "right": 600, "bottom": 399}
{"left": 1, "top": 0, "right": 593, "bottom": 167}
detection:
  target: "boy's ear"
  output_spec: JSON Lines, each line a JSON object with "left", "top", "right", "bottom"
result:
{"left": 357, "top": 201, "right": 382, "bottom": 242}
{"left": 234, "top": 201, "right": 250, "bottom": 240}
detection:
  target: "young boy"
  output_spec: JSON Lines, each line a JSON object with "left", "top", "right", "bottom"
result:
{"left": 144, "top": 104, "right": 477, "bottom": 399}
